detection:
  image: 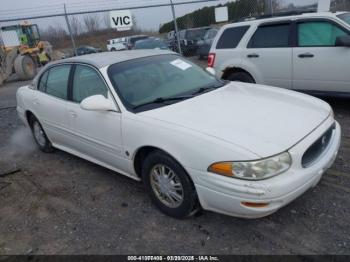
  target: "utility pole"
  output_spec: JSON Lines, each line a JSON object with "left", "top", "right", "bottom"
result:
{"left": 64, "top": 4, "right": 77, "bottom": 56}
{"left": 170, "top": 0, "right": 182, "bottom": 54}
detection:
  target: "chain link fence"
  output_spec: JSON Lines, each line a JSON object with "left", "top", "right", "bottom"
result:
{"left": 0, "top": 0, "right": 350, "bottom": 58}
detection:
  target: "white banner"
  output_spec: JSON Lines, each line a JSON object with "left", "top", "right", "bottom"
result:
{"left": 215, "top": 7, "right": 228, "bottom": 23}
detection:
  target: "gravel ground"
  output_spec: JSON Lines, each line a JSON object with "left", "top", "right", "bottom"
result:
{"left": 0, "top": 65, "right": 349, "bottom": 255}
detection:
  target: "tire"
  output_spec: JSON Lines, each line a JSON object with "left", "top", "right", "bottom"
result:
{"left": 14, "top": 55, "right": 36, "bottom": 80}
{"left": 29, "top": 115, "right": 54, "bottom": 153}
{"left": 227, "top": 72, "right": 255, "bottom": 83}
{"left": 111, "top": 48, "right": 116, "bottom": 51}
{"left": 142, "top": 151, "right": 198, "bottom": 219}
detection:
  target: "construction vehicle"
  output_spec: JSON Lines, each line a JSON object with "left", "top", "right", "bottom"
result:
{"left": 0, "top": 22, "right": 52, "bottom": 86}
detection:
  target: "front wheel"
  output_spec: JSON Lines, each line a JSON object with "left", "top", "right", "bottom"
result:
{"left": 29, "top": 116, "right": 54, "bottom": 153}
{"left": 142, "top": 151, "right": 198, "bottom": 218}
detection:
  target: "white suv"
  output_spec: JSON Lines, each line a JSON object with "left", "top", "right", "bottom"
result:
{"left": 209, "top": 12, "right": 350, "bottom": 95}
{"left": 107, "top": 38, "right": 127, "bottom": 51}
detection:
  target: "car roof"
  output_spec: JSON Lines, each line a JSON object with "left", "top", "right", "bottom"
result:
{"left": 224, "top": 11, "right": 347, "bottom": 27}
{"left": 50, "top": 50, "right": 175, "bottom": 68}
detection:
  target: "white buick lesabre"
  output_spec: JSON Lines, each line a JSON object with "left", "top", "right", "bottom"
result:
{"left": 16, "top": 50, "right": 341, "bottom": 219}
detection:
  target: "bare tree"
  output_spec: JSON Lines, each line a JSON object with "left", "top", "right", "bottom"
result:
{"left": 83, "top": 14, "right": 100, "bottom": 33}
{"left": 103, "top": 12, "right": 111, "bottom": 29}
{"left": 41, "top": 25, "right": 68, "bottom": 48}
{"left": 69, "top": 15, "right": 82, "bottom": 36}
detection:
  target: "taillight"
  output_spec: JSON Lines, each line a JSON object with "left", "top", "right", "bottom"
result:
{"left": 208, "top": 53, "right": 216, "bottom": 68}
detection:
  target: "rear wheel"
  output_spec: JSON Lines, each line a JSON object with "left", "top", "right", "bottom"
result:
{"left": 111, "top": 48, "right": 116, "bottom": 51}
{"left": 29, "top": 116, "right": 54, "bottom": 153}
{"left": 14, "top": 55, "right": 37, "bottom": 80}
{"left": 227, "top": 72, "right": 255, "bottom": 83}
{"left": 142, "top": 151, "right": 198, "bottom": 218}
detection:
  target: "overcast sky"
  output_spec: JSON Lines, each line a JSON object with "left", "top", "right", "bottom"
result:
{"left": 0, "top": 0, "right": 318, "bottom": 31}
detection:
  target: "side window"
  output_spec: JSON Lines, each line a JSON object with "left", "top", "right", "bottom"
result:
{"left": 45, "top": 65, "right": 71, "bottom": 100}
{"left": 248, "top": 23, "right": 291, "bottom": 48}
{"left": 216, "top": 26, "right": 250, "bottom": 49}
{"left": 72, "top": 65, "right": 108, "bottom": 103}
{"left": 298, "top": 21, "right": 348, "bottom": 47}
{"left": 38, "top": 70, "right": 48, "bottom": 92}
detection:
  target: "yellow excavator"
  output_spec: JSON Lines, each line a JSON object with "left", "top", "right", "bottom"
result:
{"left": 0, "top": 22, "right": 52, "bottom": 85}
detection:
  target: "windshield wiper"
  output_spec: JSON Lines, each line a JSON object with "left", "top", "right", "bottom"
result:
{"left": 133, "top": 95, "right": 192, "bottom": 110}
{"left": 191, "top": 82, "right": 225, "bottom": 96}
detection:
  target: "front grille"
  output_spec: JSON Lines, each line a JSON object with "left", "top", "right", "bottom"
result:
{"left": 302, "top": 123, "right": 335, "bottom": 168}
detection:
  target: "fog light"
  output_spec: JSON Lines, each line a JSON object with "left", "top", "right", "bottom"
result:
{"left": 241, "top": 202, "right": 269, "bottom": 208}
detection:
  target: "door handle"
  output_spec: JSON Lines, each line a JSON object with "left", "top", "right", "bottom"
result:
{"left": 247, "top": 53, "right": 259, "bottom": 58}
{"left": 298, "top": 53, "right": 314, "bottom": 58}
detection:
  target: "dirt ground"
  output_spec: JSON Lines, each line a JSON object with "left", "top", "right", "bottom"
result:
{"left": 0, "top": 60, "right": 349, "bottom": 255}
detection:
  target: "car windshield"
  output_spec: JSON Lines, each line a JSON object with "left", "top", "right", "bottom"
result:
{"left": 186, "top": 29, "right": 209, "bottom": 40}
{"left": 107, "top": 54, "right": 223, "bottom": 112}
{"left": 338, "top": 13, "right": 350, "bottom": 26}
{"left": 135, "top": 39, "right": 167, "bottom": 49}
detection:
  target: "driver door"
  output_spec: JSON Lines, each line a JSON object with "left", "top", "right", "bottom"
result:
{"left": 66, "top": 64, "right": 126, "bottom": 171}
{"left": 293, "top": 19, "right": 350, "bottom": 93}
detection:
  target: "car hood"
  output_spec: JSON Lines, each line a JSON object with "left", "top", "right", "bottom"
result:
{"left": 140, "top": 82, "right": 331, "bottom": 157}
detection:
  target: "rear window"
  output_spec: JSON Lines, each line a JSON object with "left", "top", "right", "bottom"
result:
{"left": 216, "top": 26, "right": 250, "bottom": 49}
{"left": 248, "top": 23, "right": 291, "bottom": 48}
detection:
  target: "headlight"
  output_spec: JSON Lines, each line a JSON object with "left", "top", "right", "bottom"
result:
{"left": 208, "top": 152, "right": 292, "bottom": 180}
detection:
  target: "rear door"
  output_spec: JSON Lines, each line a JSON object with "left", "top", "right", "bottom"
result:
{"left": 292, "top": 19, "right": 350, "bottom": 93}
{"left": 242, "top": 21, "right": 293, "bottom": 89}
{"left": 33, "top": 64, "right": 73, "bottom": 147}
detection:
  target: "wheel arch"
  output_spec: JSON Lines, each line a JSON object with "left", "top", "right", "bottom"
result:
{"left": 25, "top": 110, "right": 36, "bottom": 126}
{"left": 221, "top": 67, "right": 256, "bottom": 82}
{"left": 132, "top": 145, "right": 190, "bottom": 181}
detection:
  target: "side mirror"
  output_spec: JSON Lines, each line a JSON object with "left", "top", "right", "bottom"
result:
{"left": 206, "top": 67, "right": 216, "bottom": 76}
{"left": 335, "top": 35, "right": 350, "bottom": 47}
{"left": 80, "top": 95, "right": 116, "bottom": 112}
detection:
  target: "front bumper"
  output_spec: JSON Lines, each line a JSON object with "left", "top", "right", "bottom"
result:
{"left": 189, "top": 118, "right": 341, "bottom": 218}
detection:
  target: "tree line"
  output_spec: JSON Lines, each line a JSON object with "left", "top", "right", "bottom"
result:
{"left": 159, "top": 0, "right": 273, "bottom": 33}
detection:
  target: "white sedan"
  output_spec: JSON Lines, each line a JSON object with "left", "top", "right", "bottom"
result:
{"left": 16, "top": 50, "right": 341, "bottom": 219}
